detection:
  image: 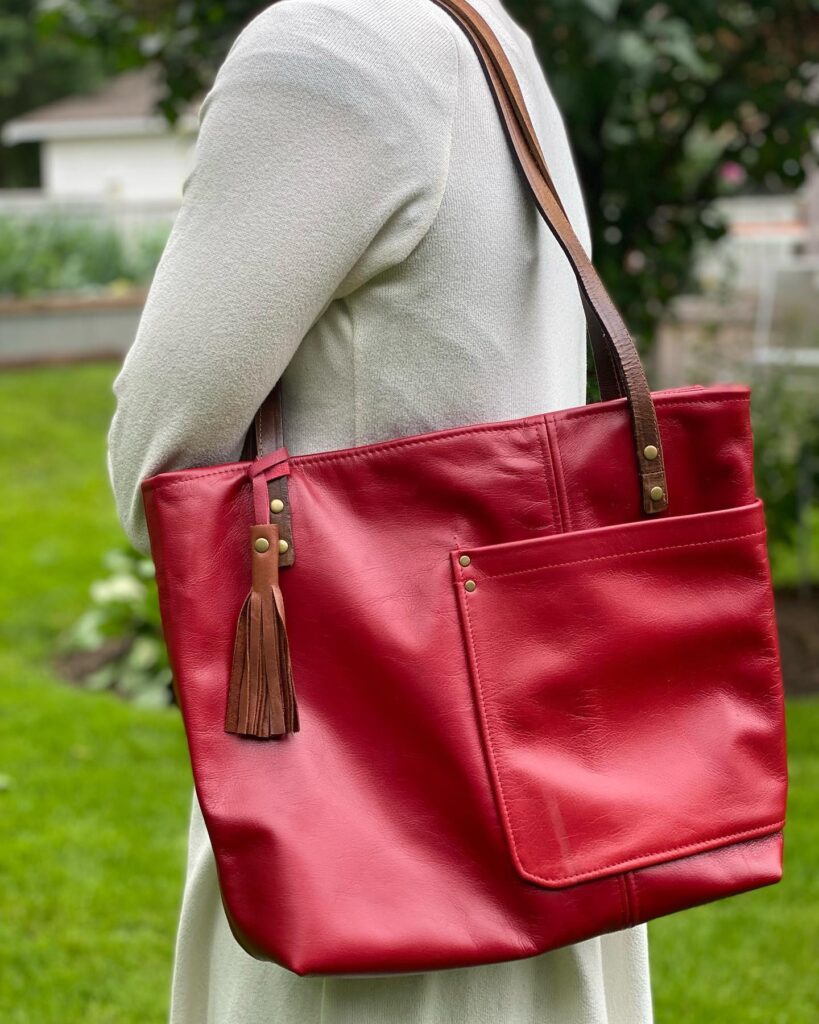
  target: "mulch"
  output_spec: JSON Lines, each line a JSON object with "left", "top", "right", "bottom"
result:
{"left": 775, "top": 589, "right": 819, "bottom": 697}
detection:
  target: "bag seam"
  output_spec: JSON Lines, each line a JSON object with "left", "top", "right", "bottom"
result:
{"left": 621, "top": 874, "right": 634, "bottom": 928}
{"left": 560, "top": 394, "right": 750, "bottom": 422}
{"left": 144, "top": 394, "right": 751, "bottom": 490}
{"left": 532, "top": 418, "right": 559, "bottom": 533}
{"left": 547, "top": 413, "right": 573, "bottom": 532}
{"left": 293, "top": 395, "right": 750, "bottom": 467}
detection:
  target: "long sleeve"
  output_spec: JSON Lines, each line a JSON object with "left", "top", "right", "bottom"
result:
{"left": 130, "top": 3, "right": 654, "bottom": 1023}
{"left": 108, "top": 0, "right": 457, "bottom": 553}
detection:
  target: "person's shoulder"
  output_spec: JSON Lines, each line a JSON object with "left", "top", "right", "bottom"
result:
{"left": 239, "top": 0, "right": 457, "bottom": 49}
{"left": 226, "top": 0, "right": 459, "bottom": 90}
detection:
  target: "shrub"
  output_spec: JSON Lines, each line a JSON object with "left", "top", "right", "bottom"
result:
{"left": 0, "top": 214, "right": 169, "bottom": 297}
{"left": 752, "top": 372, "right": 819, "bottom": 558}
{"left": 58, "top": 546, "right": 173, "bottom": 707}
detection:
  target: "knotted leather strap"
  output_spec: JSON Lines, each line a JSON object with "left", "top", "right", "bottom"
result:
{"left": 252, "top": 0, "right": 668, "bottom": 514}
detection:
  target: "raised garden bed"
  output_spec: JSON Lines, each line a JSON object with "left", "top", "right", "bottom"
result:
{"left": 0, "top": 288, "right": 146, "bottom": 367}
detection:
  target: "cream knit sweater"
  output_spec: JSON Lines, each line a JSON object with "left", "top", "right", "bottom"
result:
{"left": 107, "top": 0, "right": 654, "bottom": 1020}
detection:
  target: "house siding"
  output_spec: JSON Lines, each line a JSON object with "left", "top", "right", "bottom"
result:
{"left": 42, "top": 132, "right": 195, "bottom": 202}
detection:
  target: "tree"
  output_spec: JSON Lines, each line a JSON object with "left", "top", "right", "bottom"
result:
{"left": 0, "top": 0, "right": 113, "bottom": 187}
{"left": 41, "top": 0, "right": 819, "bottom": 346}
{"left": 506, "top": 0, "right": 818, "bottom": 345}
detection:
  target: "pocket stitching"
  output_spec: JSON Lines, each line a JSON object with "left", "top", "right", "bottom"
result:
{"left": 478, "top": 526, "right": 766, "bottom": 582}
{"left": 459, "top": 531, "right": 784, "bottom": 888}
{"left": 512, "top": 820, "right": 785, "bottom": 887}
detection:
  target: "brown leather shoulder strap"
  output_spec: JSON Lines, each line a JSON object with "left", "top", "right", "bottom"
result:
{"left": 437, "top": 1, "right": 625, "bottom": 402}
{"left": 253, "top": 0, "right": 668, "bottom": 514}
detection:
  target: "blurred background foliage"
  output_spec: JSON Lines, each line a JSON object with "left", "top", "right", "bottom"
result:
{"left": 508, "top": 0, "right": 819, "bottom": 343}
{"left": 57, "top": 546, "right": 172, "bottom": 707}
{"left": 0, "top": 0, "right": 115, "bottom": 186}
{"left": 34, "top": 0, "right": 819, "bottom": 345}
{"left": 0, "top": 215, "right": 168, "bottom": 296}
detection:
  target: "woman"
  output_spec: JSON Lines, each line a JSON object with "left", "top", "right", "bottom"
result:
{"left": 108, "top": 0, "right": 653, "bottom": 1021}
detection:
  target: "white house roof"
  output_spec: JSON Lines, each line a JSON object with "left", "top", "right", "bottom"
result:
{"left": 1, "top": 67, "right": 199, "bottom": 145}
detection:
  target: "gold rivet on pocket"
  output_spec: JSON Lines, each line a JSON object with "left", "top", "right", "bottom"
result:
{"left": 644, "top": 444, "right": 658, "bottom": 461}
{"left": 459, "top": 554, "right": 471, "bottom": 567}
{"left": 278, "top": 538, "right": 289, "bottom": 554}
{"left": 650, "top": 485, "right": 664, "bottom": 501}
{"left": 254, "top": 537, "right": 270, "bottom": 553}
{"left": 270, "top": 498, "right": 284, "bottom": 514}
{"left": 464, "top": 580, "right": 477, "bottom": 592}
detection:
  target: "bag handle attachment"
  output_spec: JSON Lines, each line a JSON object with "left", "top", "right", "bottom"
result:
{"left": 251, "top": 0, "right": 668, "bottom": 516}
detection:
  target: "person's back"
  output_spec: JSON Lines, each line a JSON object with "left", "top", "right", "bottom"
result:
{"left": 108, "top": 1, "right": 653, "bottom": 1020}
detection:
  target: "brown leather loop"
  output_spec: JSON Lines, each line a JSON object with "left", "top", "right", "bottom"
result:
{"left": 251, "top": 0, "right": 668, "bottom": 514}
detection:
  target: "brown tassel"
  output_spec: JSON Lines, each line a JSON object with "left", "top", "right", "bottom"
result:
{"left": 225, "top": 523, "right": 299, "bottom": 738}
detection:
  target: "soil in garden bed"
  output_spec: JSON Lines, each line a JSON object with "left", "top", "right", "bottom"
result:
{"left": 775, "top": 588, "right": 819, "bottom": 697}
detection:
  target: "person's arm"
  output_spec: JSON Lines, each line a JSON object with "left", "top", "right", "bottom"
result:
{"left": 108, "top": 0, "right": 457, "bottom": 553}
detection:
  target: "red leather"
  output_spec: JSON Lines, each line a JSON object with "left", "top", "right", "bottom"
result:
{"left": 142, "top": 383, "right": 788, "bottom": 975}
{"left": 456, "top": 498, "right": 782, "bottom": 886}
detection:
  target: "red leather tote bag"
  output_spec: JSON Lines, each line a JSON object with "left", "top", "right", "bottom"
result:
{"left": 141, "top": 0, "right": 787, "bottom": 976}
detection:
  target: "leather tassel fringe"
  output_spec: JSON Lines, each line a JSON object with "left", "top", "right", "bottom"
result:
{"left": 225, "top": 524, "right": 299, "bottom": 738}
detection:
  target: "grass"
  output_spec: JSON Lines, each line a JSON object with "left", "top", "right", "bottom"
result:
{"left": 650, "top": 702, "right": 819, "bottom": 1023}
{"left": 0, "top": 362, "right": 816, "bottom": 1022}
{"left": 0, "top": 364, "right": 191, "bottom": 1024}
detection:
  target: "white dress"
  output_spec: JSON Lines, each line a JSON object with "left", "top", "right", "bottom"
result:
{"left": 107, "top": 1, "right": 654, "bottom": 1021}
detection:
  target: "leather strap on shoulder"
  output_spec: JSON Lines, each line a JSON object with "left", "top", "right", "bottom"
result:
{"left": 252, "top": 0, "right": 668, "bottom": 514}
{"left": 433, "top": 1, "right": 625, "bottom": 403}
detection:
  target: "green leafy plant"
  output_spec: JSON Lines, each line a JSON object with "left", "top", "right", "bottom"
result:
{"left": 0, "top": 214, "right": 169, "bottom": 297}
{"left": 506, "top": 0, "right": 818, "bottom": 347}
{"left": 42, "top": 0, "right": 819, "bottom": 347}
{"left": 58, "top": 546, "right": 173, "bottom": 707}
{"left": 752, "top": 371, "right": 819, "bottom": 559}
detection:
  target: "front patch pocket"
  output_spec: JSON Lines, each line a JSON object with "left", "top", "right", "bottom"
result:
{"left": 453, "top": 500, "right": 787, "bottom": 888}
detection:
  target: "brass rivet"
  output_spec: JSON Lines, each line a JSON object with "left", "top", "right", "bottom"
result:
{"left": 464, "top": 580, "right": 477, "bottom": 592}
{"left": 650, "top": 485, "right": 664, "bottom": 502}
{"left": 254, "top": 537, "right": 270, "bottom": 553}
{"left": 459, "top": 554, "right": 471, "bottom": 567}
{"left": 644, "top": 444, "right": 658, "bottom": 461}
{"left": 278, "top": 538, "right": 289, "bottom": 554}
{"left": 270, "top": 498, "right": 284, "bottom": 514}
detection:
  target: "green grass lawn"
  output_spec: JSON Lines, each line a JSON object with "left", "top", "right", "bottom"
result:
{"left": 0, "top": 363, "right": 816, "bottom": 1023}
{"left": 0, "top": 364, "right": 191, "bottom": 1024}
